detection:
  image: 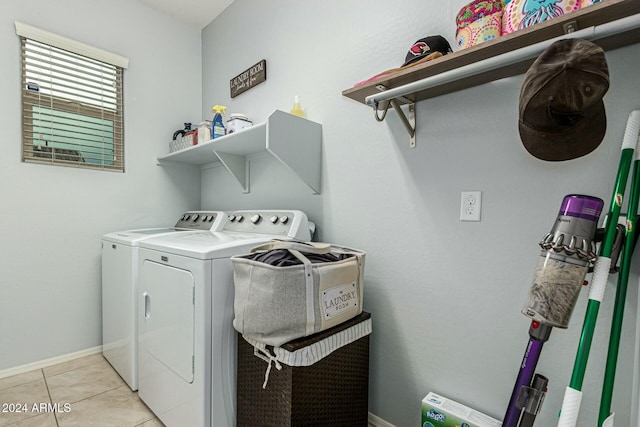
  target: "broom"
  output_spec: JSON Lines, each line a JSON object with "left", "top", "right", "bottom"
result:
{"left": 557, "top": 110, "right": 640, "bottom": 427}
{"left": 598, "top": 122, "right": 640, "bottom": 427}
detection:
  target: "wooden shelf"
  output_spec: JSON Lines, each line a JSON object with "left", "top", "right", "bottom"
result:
{"left": 342, "top": 0, "right": 640, "bottom": 106}
{"left": 157, "top": 110, "right": 322, "bottom": 194}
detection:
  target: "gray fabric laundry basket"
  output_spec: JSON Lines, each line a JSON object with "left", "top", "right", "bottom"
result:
{"left": 232, "top": 240, "right": 365, "bottom": 347}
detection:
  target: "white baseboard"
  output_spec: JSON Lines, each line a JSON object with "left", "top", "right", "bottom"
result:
{"left": 369, "top": 412, "right": 396, "bottom": 427}
{"left": 0, "top": 346, "right": 103, "bottom": 380}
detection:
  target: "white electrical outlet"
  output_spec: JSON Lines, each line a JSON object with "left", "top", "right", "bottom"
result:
{"left": 460, "top": 191, "right": 482, "bottom": 222}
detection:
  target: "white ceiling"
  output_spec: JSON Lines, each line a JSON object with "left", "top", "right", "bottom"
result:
{"left": 138, "top": 0, "right": 234, "bottom": 29}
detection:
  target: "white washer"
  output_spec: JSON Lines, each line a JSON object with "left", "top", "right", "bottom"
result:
{"left": 137, "top": 210, "right": 311, "bottom": 427}
{"left": 101, "top": 211, "right": 227, "bottom": 391}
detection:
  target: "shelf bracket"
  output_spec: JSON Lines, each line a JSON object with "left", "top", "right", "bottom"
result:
{"left": 374, "top": 85, "right": 416, "bottom": 148}
{"left": 213, "top": 151, "right": 250, "bottom": 193}
{"left": 563, "top": 20, "right": 578, "bottom": 34}
{"left": 392, "top": 100, "right": 416, "bottom": 148}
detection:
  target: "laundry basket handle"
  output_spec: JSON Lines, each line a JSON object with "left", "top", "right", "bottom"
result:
{"left": 250, "top": 239, "right": 331, "bottom": 254}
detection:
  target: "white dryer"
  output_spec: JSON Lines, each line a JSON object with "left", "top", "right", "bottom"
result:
{"left": 101, "top": 211, "right": 226, "bottom": 391}
{"left": 137, "top": 210, "right": 311, "bottom": 427}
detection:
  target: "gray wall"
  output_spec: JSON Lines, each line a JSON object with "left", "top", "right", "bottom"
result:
{"left": 0, "top": 0, "right": 202, "bottom": 370}
{"left": 201, "top": 1, "right": 640, "bottom": 425}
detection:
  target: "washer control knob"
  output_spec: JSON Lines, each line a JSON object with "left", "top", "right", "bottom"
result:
{"left": 228, "top": 215, "right": 236, "bottom": 222}
{"left": 251, "top": 214, "right": 261, "bottom": 224}
{"left": 236, "top": 215, "right": 244, "bottom": 222}
{"left": 208, "top": 215, "right": 214, "bottom": 222}
{"left": 270, "top": 215, "right": 278, "bottom": 223}
{"left": 279, "top": 216, "right": 289, "bottom": 224}
{"left": 184, "top": 214, "right": 191, "bottom": 221}
{"left": 192, "top": 214, "right": 199, "bottom": 222}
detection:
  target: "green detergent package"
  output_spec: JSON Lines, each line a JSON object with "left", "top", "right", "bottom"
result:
{"left": 421, "top": 392, "right": 501, "bottom": 427}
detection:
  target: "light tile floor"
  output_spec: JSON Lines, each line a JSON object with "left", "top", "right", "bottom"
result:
{"left": 1, "top": 354, "right": 378, "bottom": 427}
{"left": 0, "top": 354, "right": 162, "bottom": 427}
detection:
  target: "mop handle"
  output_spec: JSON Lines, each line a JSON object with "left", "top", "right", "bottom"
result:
{"left": 598, "top": 143, "right": 640, "bottom": 427}
{"left": 557, "top": 110, "right": 640, "bottom": 427}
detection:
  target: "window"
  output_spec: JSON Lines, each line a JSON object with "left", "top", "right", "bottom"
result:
{"left": 16, "top": 23, "right": 128, "bottom": 171}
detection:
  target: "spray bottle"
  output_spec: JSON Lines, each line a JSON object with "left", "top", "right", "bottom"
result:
{"left": 211, "top": 105, "right": 227, "bottom": 139}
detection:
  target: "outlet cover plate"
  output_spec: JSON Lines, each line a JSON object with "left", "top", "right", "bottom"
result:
{"left": 460, "top": 191, "right": 482, "bottom": 222}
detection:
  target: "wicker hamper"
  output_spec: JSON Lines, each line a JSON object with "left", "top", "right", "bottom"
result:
{"left": 237, "top": 312, "right": 371, "bottom": 427}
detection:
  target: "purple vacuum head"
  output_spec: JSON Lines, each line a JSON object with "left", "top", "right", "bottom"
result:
{"left": 559, "top": 194, "right": 604, "bottom": 222}
{"left": 542, "top": 194, "right": 605, "bottom": 258}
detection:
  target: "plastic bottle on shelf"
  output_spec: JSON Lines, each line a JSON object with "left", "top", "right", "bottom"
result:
{"left": 290, "top": 95, "right": 304, "bottom": 118}
{"left": 211, "top": 105, "right": 227, "bottom": 139}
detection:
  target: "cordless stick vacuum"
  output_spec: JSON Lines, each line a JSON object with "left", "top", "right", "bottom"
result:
{"left": 557, "top": 110, "right": 640, "bottom": 427}
{"left": 598, "top": 118, "right": 640, "bottom": 427}
{"left": 503, "top": 194, "right": 604, "bottom": 427}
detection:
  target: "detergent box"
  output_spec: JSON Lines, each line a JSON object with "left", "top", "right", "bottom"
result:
{"left": 421, "top": 392, "right": 502, "bottom": 427}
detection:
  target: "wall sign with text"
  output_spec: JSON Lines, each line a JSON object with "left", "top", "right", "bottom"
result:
{"left": 230, "top": 59, "right": 267, "bottom": 98}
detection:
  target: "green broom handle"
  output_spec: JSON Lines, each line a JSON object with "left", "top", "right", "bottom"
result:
{"left": 598, "top": 150, "right": 640, "bottom": 427}
{"left": 570, "top": 149, "right": 632, "bottom": 388}
{"left": 557, "top": 110, "right": 640, "bottom": 427}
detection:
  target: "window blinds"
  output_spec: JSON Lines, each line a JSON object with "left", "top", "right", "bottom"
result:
{"left": 19, "top": 28, "right": 125, "bottom": 171}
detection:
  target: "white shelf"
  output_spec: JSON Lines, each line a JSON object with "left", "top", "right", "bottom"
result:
{"left": 157, "top": 110, "right": 322, "bottom": 194}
